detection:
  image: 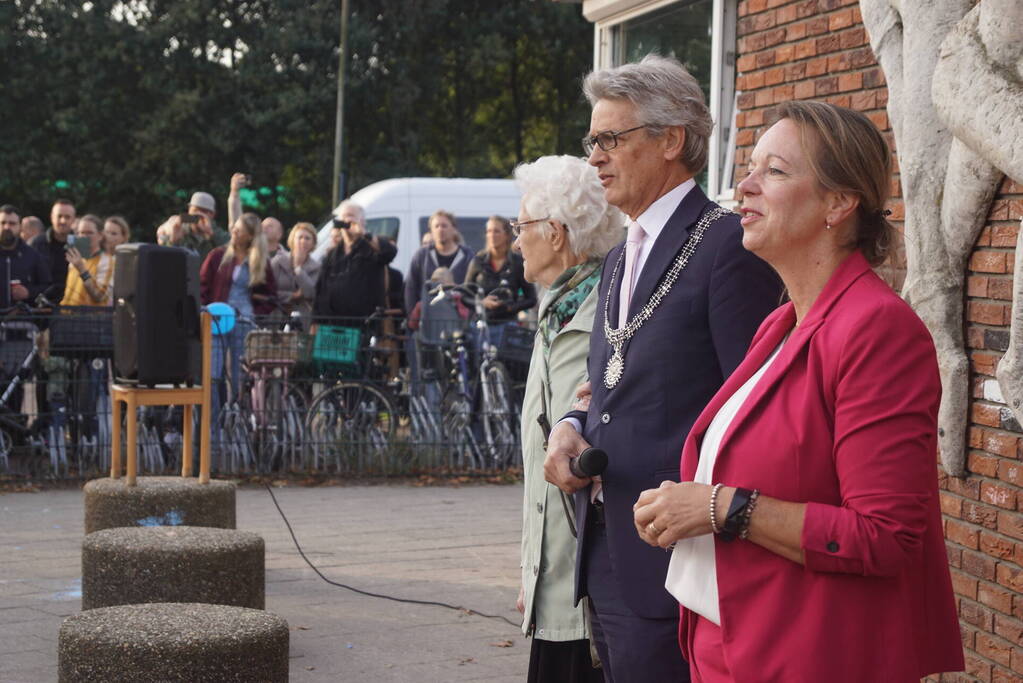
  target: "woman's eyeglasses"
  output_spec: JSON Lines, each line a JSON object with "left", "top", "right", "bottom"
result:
{"left": 510, "top": 216, "right": 551, "bottom": 237}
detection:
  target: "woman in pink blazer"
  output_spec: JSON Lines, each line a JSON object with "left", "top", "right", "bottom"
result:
{"left": 632, "top": 101, "right": 963, "bottom": 681}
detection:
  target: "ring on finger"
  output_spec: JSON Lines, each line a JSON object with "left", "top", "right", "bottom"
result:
{"left": 647, "top": 523, "right": 661, "bottom": 536}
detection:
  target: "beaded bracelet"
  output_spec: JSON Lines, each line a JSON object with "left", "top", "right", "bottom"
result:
{"left": 709, "top": 483, "right": 724, "bottom": 534}
{"left": 738, "top": 489, "right": 761, "bottom": 540}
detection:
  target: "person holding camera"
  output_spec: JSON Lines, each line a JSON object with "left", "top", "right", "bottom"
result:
{"left": 63, "top": 214, "right": 114, "bottom": 306}
{"left": 312, "top": 201, "right": 396, "bottom": 323}
{"left": 155, "top": 190, "right": 229, "bottom": 259}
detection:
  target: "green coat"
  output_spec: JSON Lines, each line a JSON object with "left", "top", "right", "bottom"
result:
{"left": 519, "top": 281, "right": 598, "bottom": 640}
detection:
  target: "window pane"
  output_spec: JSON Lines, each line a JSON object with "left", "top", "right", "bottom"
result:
{"left": 366, "top": 216, "right": 400, "bottom": 241}
{"left": 614, "top": 0, "right": 714, "bottom": 103}
{"left": 419, "top": 216, "right": 490, "bottom": 255}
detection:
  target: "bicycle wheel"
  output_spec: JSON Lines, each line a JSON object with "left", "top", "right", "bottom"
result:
{"left": 258, "top": 378, "right": 307, "bottom": 473}
{"left": 440, "top": 386, "right": 483, "bottom": 470}
{"left": 304, "top": 381, "right": 396, "bottom": 474}
{"left": 480, "top": 361, "right": 519, "bottom": 470}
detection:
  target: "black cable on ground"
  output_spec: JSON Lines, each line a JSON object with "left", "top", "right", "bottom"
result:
{"left": 264, "top": 483, "right": 519, "bottom": 628}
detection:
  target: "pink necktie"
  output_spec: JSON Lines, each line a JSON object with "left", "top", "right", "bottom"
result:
{"left": 618, "top": 221, "right": 646, "bottom": 328}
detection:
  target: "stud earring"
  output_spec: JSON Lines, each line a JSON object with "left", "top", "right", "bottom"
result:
{"left": 825, "top": 223, "right": 832, "bottom": 230}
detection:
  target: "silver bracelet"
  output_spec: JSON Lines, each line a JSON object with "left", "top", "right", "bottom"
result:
{"left": 709, "top": 483, "right": 724, "bottom": 534}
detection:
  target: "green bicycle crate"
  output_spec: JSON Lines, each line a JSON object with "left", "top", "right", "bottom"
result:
{"left": 312, "top": 325, "right": 362, "bottom": 374}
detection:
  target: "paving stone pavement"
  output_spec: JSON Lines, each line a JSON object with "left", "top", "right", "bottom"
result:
{"left": 0, "top": 482, "right": 530, "bottom": 682}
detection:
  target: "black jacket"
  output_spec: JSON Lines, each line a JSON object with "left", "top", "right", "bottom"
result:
{"left": 29, "top": 229, "right": 68, "bottom": 303}
{"left": 313, "top": 236, "right": 397, "bottom": 321}
{"left": 1, "top": 238, "right": 51, "bottom": 304}
{"left": 463, "top": 249, "right": 537, "bottom": 323}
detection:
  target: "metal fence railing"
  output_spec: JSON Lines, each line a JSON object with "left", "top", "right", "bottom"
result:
{"left": 0, "top": 307, "right": 533, "bottom": 480}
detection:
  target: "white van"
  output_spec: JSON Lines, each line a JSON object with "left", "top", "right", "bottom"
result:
{"left": 314, "top": 177, "right": 522, "bottom": 276}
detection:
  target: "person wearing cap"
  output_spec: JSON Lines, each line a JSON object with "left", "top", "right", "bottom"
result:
{"left": 155, "top": 190, "right": 229, "bottom": 259}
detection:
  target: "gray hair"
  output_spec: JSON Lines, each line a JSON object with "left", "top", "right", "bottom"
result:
{"left": 514, "top": 155, "right": 626, "bottom": 259}
{"left": 583, "top": 54, "right": 712, "bottom": 174}
{"left": 335, "top": 200, "right": 365, "bottom": 222}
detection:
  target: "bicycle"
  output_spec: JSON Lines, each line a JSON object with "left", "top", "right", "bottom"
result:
{"left": 241, "top": 312, "right": 309, "bottom": 473}
{"left": 303, "top": 310, "right": 399, "bottom": 474}
{"left": 422, "top": 282, "right": 520, "bottom": 470}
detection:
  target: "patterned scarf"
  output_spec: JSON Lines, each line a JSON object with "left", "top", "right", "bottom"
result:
{"left": 537, "top": 258, "right": 602, "bottom": 358}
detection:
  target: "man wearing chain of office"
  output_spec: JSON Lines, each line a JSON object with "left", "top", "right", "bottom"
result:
{"left": 544, "top": 55, "right": 782, "bottom": 682}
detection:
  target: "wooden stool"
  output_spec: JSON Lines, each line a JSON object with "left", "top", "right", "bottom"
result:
{"left": 110, "top": 313, "right": 213, "bottom": 485}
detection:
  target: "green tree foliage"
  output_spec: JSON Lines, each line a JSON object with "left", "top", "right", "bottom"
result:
{"left": 0, "top": 0, "right": 592, "bottom": 236}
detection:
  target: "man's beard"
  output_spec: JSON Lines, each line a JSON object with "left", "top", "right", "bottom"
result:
{"left": 0, "top": 230, "right": 17, "bottom": 249}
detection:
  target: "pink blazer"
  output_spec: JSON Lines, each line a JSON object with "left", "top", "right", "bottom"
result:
{"left": 679, "top": 252, "right": 963, "bottom": 681}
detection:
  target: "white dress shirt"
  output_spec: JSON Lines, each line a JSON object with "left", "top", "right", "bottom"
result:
{"left": 664, "top": 336, "right": 787, "bottom": 625}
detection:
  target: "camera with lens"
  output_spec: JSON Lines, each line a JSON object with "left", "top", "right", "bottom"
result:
{"left": 332, "top": 218, "right": 351, "bottom": 230}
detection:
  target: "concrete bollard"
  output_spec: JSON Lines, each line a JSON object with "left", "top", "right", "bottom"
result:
{"left": 82, "top": 526, "right": 265, "bottom": 610}
{"left": 58, "top": 602, "right": 289, "bottom": 682}
{"left": 83, "top": 476, "right": 235, "bottom": 534}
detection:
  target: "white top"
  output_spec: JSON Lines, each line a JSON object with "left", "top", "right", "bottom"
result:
{"left": 665, "top": 336, "right": 787, "bottom": 625}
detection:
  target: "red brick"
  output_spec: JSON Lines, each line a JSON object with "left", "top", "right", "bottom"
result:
{"left": 997, "top": 563, "right": 1023, "bottom": 593}
{"left": 980, "top": 582, "right": 1015, "bottom": 614}
{"left": 962, "top": 599, "right": 995, "bottom": 630}
{"left": 863, "top": 67, "right": 886, "bottom": 88}
{"left": 949, "top": 475, "right": 982, "bottom": 500}
{"left": 805, "top": 56, "right": 827, "bottom": 76}
{"left": 1013, "top": 646, "right": 1023, "bottom": 674}
{"left": 981, "top": 531, "right": 1017, "bottom": 560}
{"left": 1009, "top": 200, "right": 1023, "bottom": 221}
{"left": 756, "top": 50, "right": 776, "bottom": 68}
{"left": 745, "top": 108, "right": 764, "bottom": 127}
{"left": 786, "top": 21, "right": 808, "bottom": 41}
{"left": 942, "top": 491, "right": 964, "bottom": 517}
{"left": 792, "top": 39, "right": 816, "bottom": 61}
{"left": 968, "top": 301, "right": 1008, "bottom": 325}
{"left": 952, "top": 568, "right": 979, "bottom": 599}
{"left": 949, "top": 519, "right": 981, "bottom": 549}
{"left": 991, "top": 224, "right": 1019, "bottom": 248}
{"left": 850, "top": 90, "right": 876, "bottom": 111}
{"left": 795, "top": 0, "right": 819, "bottom": 18}
{"left": 839, "top": 27, "right": 867, "bottom": 49}
{"left": 994, "top": 613, "right": 1023, "bottom": 645}
{"left": 985, "top": 432, "right": 1020, "bottom": 458}
{"left": 829, "top": 8, "right": 855, "bottom": 31}
{"left": 867, "top": 110, "right": 889, "bottom": 130}
{"left": 772, "top": 84, "right": 795, "bottom": 104}
{"left": 764, "top": 67, "right": 786, "bottom": 86}
{"left": 737, "top": 92, "right": 756, "bottom": 109}
{"left": 748, "top": 0, "right": 768, "bottom": 13}
{"left": 786, "top": 62, "right": 807, "bottom": 80}
{"left": 998, "top": 461, "right": 1023, "bottom": 487}
{"left": 807, "top": 15, "right": 829, "bottom": 35}
{"left": 975, "top": 403, "right": 1004, "bottom": 428}
{"left": 965, "top": 549, "right": 999, "bottom": 579}
{"left": 948, "top": 541, "right": 964, "bottom": 568}
{"left": 775, "top": 4, "right": 797, "bottom": 25}
{"left": 755, "top": 89, "right": 774, "bottom": 107}
{"left": 848, "top": 47, "right": 875, "bottom": 69}
{"left": 977, "top": 227, "right": 994, "bottom": 247}
{"left": 746, "top": 32, "right": 767, "bottom": 51}
{"left": 993, "top": 667, "right": 1020, "bottom": 683}
{"left": 838, "top": 72, "right": 863, "bottom": 92}
{"left": 766, "top": 0, "right": 788, "bottom": 7}
{"left": 972, "top": 352, "right": 999, "bottom": 376}
{"left": 764, "top": 28, "right": 786, "bottom": 47}
{"left": 971, "top": 452, "right": 1002, "bottom": 477}
{"left": 793, "top": 80, "right": 815, "bottom": 99}
{"left": 988, "top": 278, "right": 1014, "bottom": 301}
{"left": 737, "top": 54, "right": 757, "bottom": 72}
{"left": 745, "top": 71, "right": 766, "bottom": 89}
{"left": 968, "top": 275, "right": 990, "bottom": 297}
{"left": 815, "top": 76, "right": 839, "bottom": 95}
{"left": 964, "top": 501, "right": 1000, "bottom": 530}
{"left": 981, "top": 481, "right": 1017, "bottom": 510}
{"left": 827, "top": 53, "right": 850, "bottom": 72}
{"left": 978, "top": 632, "right": 1014, "bottom": 668}
{"left": 816, "top": 34, "right": 841, "bottom": 54}
{"left": 736, "top": 129, "right": 756, "bottom": 146}
{"left": 967, "top": 326, "right": 987, "bottom": 349}
{"left": 990, "top": 200, "right": 1011, "bottom": 221}
{"left": 971, "top": 251, "right": 1009, "bottom": 274}
{"left": 999, "top": 511, "right": 1023, "bottom": 542}
{"left": 774, "top": 44, "right": 795, "bottom": 64}
{"left": 966, "top": 651, "right": 993, "bottom": 681}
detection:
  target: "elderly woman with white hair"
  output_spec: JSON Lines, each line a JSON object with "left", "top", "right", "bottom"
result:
{"left": 515, "top": 155, "right": 625, "bottom": 683}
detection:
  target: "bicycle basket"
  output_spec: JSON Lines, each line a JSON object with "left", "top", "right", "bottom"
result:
{"left": 498, "top": 324, "right": 535, "bottom": 383}
{"left": 244, "top": 329, "right": 306, "bottom": 366}
{"left": 49, "top": 306, "right": 114, "bottom": 359}
{"left": 312, "top": 325, "right": 362, "bottom": 374}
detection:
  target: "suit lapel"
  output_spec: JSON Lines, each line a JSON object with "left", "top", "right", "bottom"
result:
{"left": 628, "top": 186, "right": 712, "bottom": 319}
{"left": 708, "top": 251, "right": 875, "bottom": 476}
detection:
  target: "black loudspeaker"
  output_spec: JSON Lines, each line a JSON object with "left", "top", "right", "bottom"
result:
{"left": 114, "top": 244, "right": 201, "bottom": 386}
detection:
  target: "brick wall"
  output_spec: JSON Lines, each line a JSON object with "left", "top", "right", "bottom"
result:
{"left": 734, "top": 1, "right": 1023, "bottom": 681}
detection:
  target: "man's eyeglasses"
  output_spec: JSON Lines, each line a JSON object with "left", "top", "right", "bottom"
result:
{"left": 510, "top": 216, "right": 551, "bottom": 237}
{"left": 582, "top": 125, "right": 648, "bottom": 156}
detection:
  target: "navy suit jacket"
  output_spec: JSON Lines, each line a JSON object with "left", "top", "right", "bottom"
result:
{"left": 571, "top": 186, "right": 783, "bottom": 618}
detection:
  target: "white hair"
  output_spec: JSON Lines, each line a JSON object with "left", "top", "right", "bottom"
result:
{"left": 335, "top": 200, "right": 365, "bottom": 222}
{"left": 514, "top": 155, "right": 626, "bottom": 259}
{"left": 583, "top": 54, "right": 712, "bottom": 174}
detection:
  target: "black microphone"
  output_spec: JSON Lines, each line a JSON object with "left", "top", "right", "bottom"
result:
{"left": 570, "top": 447, "right": 608, "bottom": 478}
